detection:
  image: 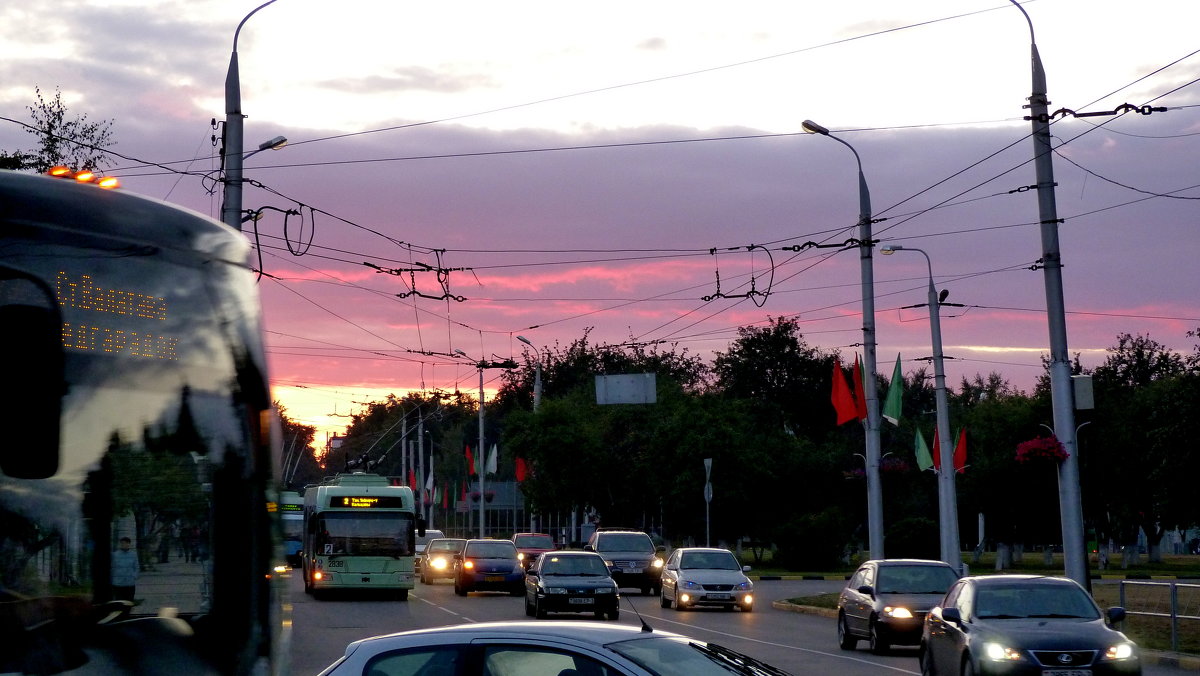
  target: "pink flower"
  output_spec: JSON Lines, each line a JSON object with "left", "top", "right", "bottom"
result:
{"left": 1015, "top": 436, "right": 1069, "bottom": 464}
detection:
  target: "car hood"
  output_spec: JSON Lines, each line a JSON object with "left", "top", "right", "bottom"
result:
{"left": 676, "top": 569, "right": 750, "bottom": 585}
{"left": 539, "top": 574, "right": 617, "bottom": 588}
{"left": 875, "top": 592, "right": 944, "bottom": 612}
{"left": 597, "top": 550, "right": 656, "bottom": 560}
{"left": 974, "top": 618, "right": 1128, "bottom": 648}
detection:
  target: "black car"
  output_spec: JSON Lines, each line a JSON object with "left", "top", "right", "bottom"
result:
{"left": 584, "top": 529, "right": 665, "bottom": 595}
{"left": 524, "top": 550, "right": 620, "bottom": 620}
{"left": 837, "top": 558, "right": 960, "bottom": 653}
{"left": 921, "top": 574, "right": 1140, "bottom": 676}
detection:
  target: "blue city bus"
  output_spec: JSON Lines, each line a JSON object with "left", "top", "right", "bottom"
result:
{"left": 280, "top": 490, "right": 305, "bottom": 567}
{"left": 0, "top": 169, "right": 287, "bottom": 674}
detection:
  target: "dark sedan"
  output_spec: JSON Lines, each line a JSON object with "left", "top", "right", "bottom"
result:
{"left": 452, "top": 539, "right": 525, "bottom": 596}
{"left": 838, "top": 558, "right": 960, "bottom": 653}
{"left": 921, "top": 574, "right": 1140, "bottom": 676}
{"left": 524, "top": 550, "right": 620, "bottom": 620}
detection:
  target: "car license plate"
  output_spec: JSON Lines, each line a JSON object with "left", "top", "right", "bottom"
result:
{"left": 707, "top": 593, "right": 730, "bottom": 600}
{"left": 569, "top": 597, "right": 594, "bottom": 604}
{"left": 625, "top": 567, "right": 642, "bottom": 574}
{"left": 484, "top": 576, "right": 505, "bottom": 582}
{"left": 1042, "top": 670, "right": 1090, "bottom": 676}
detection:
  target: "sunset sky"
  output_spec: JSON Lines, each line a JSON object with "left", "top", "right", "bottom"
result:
{"left": 3, "top": 0, "right": 1198, "bottom": 443}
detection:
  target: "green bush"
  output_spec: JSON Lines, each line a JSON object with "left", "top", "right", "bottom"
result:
{"left": 773, "top": 509, "right": 848, "bottom": 570}
{"left": 885, "top": 517, "right": 939, "bottom": 559}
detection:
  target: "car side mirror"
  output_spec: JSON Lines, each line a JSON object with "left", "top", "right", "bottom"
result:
{"left": 656, "top": 545, "right": 666, "bottom": 554}
{"left": 527, "top": 570, "right": 538, "bottom": 579}
{"left": 583, "top": 544, "right": 595, "bottom": 552}
{"left": 1106, "top": 607, "right": 1126, "bottom": 624}
{"left": 857, "top": 584, "right": 874, "bottom": 596}
{"left": 941, "top": 607, "right": 962, "bottom": 624}
{"left": 742, "top": 565, "right": 751, "bottom": 573}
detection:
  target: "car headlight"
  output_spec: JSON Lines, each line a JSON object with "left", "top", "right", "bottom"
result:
{"left": 652, "top": 558, "right": 664, "bottom": 569}
{"left": 431, "top": 558, "right": 447, "bottom": 570}
{"left": 681, "top": 580, "right": 702, "bottom": 590}
{"left": 737, "top": 581, "right": 753, "bottom": 591}
{"left": 463, "top": 560, "right": 475, "bottom": 570}
{"left": 543, "top": 587, "right": 567, "bottom": 594}
{"left": 595, "top": 586, "right": 616, "bottom": 594}
{"left": 1104, "top": 643, "right": 1135, "bottom": 660}
{"left": 983, "top": 642, "right": 1023, "bottom": 662}
{"left": 883, "top": 606, "right": 913, "bottom": 619}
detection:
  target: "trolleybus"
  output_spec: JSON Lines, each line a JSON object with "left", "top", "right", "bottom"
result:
{"left": 280, "top": 490, "right": 304, "bottom": 567}
{"left": 0, "top": 169, "right": 286, "bottom": 674}
{"left": 302, "top": 473, "right": 423, "bottom": 599}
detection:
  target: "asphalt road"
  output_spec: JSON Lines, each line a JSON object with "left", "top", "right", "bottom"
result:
{"left": 286, "top": 574, "right": 1189, "bottom": 675}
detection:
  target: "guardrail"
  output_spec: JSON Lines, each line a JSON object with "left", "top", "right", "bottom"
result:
{"left": 1119, "top": 580, "right": 1200, "bottom": 652}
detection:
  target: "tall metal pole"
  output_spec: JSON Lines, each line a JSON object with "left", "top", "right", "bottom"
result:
{"left": 222, "top": 0, "right": 278, "bottom": 232}
{"left": 1010, "top": 1, "right": 1086, "bottom": 587}
{"left": 882, "top": 246, "right": 962, "bottom": 571}
{"left": 477, "top": 366, "right": 486, "bottom": 539}
{"left": 803, "top": 120, "right": 884, "bottom": 559}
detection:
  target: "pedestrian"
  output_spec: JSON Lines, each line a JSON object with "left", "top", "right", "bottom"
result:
{"left": 112, "top": 536, "right": 139, "bottom": 601}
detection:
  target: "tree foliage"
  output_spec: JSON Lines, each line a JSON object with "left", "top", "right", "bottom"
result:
{"left": 2, "top": 86, "right": 115, "bottom": 172}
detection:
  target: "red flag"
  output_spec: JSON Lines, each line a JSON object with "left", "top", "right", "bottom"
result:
{"left": 465, "top": 445, "right": 475, "bottom": 476}
{"left": 460, "top": 480, "right": 467, "bottom": 502}
{"left": 932, "top": 430, "right": 941, "bottom": 474}
{"left": 830, "top": 358, "right": 858, "bottom": 425}
{"left": 515, "top": 457, "right": 528, "bottom": 483}
{"left": 408, "top": 469, "right": 416, "bottom": 491}
{"left": 954, "top": 428, "right": 967, "bottom": 473}
{"left": 851, "top": 354, "right": 868, "bottom": 422}
{"left": 442, "top": 481, "right": 449, "bottom": 509}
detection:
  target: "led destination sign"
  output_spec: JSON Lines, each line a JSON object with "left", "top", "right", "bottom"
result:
{"left": 337, "top": 496, "right": 408, "bottom": 508}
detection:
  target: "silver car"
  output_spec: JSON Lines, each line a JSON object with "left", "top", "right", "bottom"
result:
{"left": 659, "top": 547, "right": 754, "bottom": 612}
{"left": 317, "top": 621, "right": 791, "bottom": 676}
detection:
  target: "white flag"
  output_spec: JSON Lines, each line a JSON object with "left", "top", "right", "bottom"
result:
{"left": 486, "top": 444, "right": 498, "bottom": 475}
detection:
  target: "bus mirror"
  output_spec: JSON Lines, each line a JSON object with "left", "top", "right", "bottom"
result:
{"left": 417, "top": 517, "right": 426, "bottom": 538}
{"left": 0, "top": 274, "right": 64, "bottom": 479}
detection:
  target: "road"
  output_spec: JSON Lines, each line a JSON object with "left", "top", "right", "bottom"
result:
{"left": 286, "top": 573, "right": 1188, "bottom": 675}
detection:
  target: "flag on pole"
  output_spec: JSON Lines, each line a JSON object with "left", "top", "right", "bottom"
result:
{"left": 485, "top": 444, "right": 498, "bottom": 475}
{"left": 408, "top": 469, "right": 416, "bottom": 491}
{"left": 914, "top": 429, "right": 934, "bottom": 472}
{"left": 442, "top": 481, "right": 449, "bottom": 509}
{"left": 515, "top": 457, "right": 528, "bottom": 483}
{"left": 852, "top": 353, "right": 868, "bottom": 422}
{"left": 954, "top": 427, "right": 968, "bottom": 473}
{"left": 460, "top": 480, "right": 467, "bottom": 503}
{"left": 425, "top": 470, "right": 434, "bottom": 493}
{"left": 465, "top": 445, "right": 475, "bottom": 476}
{"left": 830, "top": 358, "right": 858, "bottom": 425}
{"left": 882, "top": 353, "right": 903, "bottom": 426}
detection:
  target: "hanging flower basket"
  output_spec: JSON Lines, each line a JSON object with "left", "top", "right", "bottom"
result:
{"left": 881, "top": 456, "right": 912, "bottom": 474}
{"left": 1015, "top": 435, "right": 1069, "bottom": 464}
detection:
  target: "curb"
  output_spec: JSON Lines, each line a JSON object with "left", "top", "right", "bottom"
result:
{"left": 772, "top": 602, "right": 1200, "bottom": 671}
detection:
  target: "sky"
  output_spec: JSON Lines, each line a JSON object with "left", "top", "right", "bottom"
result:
{"left": 3, "top": 0, "right": 1198, "bottom": 444}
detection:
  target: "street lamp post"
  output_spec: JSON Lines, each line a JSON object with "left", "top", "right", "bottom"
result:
{"left": 803, "top": 119, "right": 884, "bottom": 560}
{"left": 222, "top": 0, "right": 280, "bottom": 232}
{"left": 881, "top": 245, "right": 962, "bottom": 571}
{"left": 1008, "top": 0, "right": 1087, "bottom": 589}
{"left": 516, "top": 335, "right": 542, "bottom": 413}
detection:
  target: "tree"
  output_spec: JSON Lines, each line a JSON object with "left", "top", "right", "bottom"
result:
{"left": 4, "top": 86, "right": 115, "bottom": 172}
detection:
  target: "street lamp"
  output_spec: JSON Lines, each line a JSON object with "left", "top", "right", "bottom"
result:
{"left": 1008, "top": 0, "right": 1087, "bottom": 589}
{"left": 880, "top": 245, "right": 962, "bottom": 572}
{"left": 244, "top": 135, "right": 288, "bottom": 161}
{"left": 516, "top": 335, "right": 543, "bottom": 412}
{"left": 803, "top": 119, "right": 885, "bottom": 560}
{"left": 222, "top": 0, "right": 281, "bottom": 232}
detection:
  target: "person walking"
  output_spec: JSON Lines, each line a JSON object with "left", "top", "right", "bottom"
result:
{"left": 112, "top": 536, "right": 139, "bottom": 601}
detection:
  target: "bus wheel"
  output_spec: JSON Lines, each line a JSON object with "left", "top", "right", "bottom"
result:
{"left": 395, "top": 589, "right": 409, "bottom": 601}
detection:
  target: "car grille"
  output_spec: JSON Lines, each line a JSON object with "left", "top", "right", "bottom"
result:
{"left": 613, "top": 560, "right": 649, "bottom": 569}
{"left": 703, "top": 584, "right": 734, "bottom": 592}
{"left": 1030, "top": 650, "right": 1097, "bottom": 667}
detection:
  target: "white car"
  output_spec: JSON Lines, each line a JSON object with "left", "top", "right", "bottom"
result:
{"left": 659, "top": 547, "right": 754, "bottom": 612}
{"left": 317, "top": 621, "right": 790, "bottom": 676}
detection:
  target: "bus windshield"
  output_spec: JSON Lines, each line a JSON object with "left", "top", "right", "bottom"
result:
{"left": 317, "top": 512, "right": 415, "bottom": 557}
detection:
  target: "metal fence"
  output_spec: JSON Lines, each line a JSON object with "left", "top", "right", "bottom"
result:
{"left": 1118, "top": 580, "right": 1200, "bottom": 652}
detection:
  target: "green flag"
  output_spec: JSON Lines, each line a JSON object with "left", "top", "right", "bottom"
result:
{"left": 882, "top": 353, "right": 903, "bottom": 426}
{"left": 914, "top": 429, "right": 934, "bottom": 472}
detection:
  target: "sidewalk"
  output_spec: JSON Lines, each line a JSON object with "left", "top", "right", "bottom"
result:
{"left": 772, "top": 600, "right": 1200, "bottom": 671}
{"left": 132, "top": 558, "right": 210, "bottom": 615}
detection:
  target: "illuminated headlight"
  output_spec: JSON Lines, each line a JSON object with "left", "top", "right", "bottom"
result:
{"left": 736, "top": 581, "right": 753, "bottom": 591}
{"left": 1104, "top": 643, "right": 1135, "bottom": 660}
{"left": 518, "top": 552, "right": 526, "bottom": 561}
{"left": 595, "top": 587, "right": 617, "bottom": 594}
{"left": 463, "top": 560, "right": 475, "bottom": 570}
{"left": 431, "top": 558, "right": 448, "bottom": 570}
{"left": 543, "top": 587, "right": 568, "bottom": 594}
{"left": 652, "top": 558, "right": 664, "bottom": 569}
{"left": 742, "top": 594, "right": 754, "bottom": 605}
{"left": 883, "top": 606, "right": 914, "bottom": 619}
{"left": 983, "top": 642, "right": 1023, "bottom": 662}
{"left": 681, "top": 580, "right": 703, "bottom": 590}
{"left": 273, "top": 565, "right": 289, "bottom": 574}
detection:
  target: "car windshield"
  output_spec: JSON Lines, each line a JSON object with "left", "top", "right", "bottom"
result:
{"left": 680, "top": 551, "right": 740, "bottom": 570}
{"left": 610, "top": 636, "right": 790, "bottom": 676}
{"left": 974, "top": 583, "right": 1100, "bottom": 620}
{"left": 514, "top": 534, "right": 555, "bottom": 549}
{"left": 596, "top": 534, "right": 654, "bottom": 553}
{"left": 541, "top": 555, "right": 609, "bottom": 576}
{"left": 465, "top": 542, "right": 517, "bottom": 559}
{"left": 429, "top": 540, "right": 465, "bottom": 553}
{"left": 875, "top": 565, "right": 959, "bottom": 594}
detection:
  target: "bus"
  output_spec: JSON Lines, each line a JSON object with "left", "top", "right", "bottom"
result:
{"left": 0, "top": 169, "right": 286, "bottom": 675}
{"left": 280, "top": 490, "right": 304, "bottom": 567}
{"left": 302, "top": 473, "right": 424, "bottom": 600}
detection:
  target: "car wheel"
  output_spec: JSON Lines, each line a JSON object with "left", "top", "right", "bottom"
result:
{"left": 395, "top": 589, "right": 409, "bottom": 601}
{"left": 674, "top": 597, "right": 687, "bottom": 612}
{"left": 534, "top": 597, "right": 547, "bottom": 619}
{"left": 652, "top": 584, "right": 661, "bottom": 596}
{"left": 918, "top": 645, "right": 935, "bottom": 676}
{"left": 837, "top": 613, "right": 858, "bottom": 650}
{"left": 960, "top": 655, "right": 975, "bottom": 676}
{"left": 660, "top": 593, "right": 670, "bottom": 609}
{"left": 608, "top": 609, "right": 620, "bottom": 621}
{"left": 510, "top": 584, "right": 524, "bottom": 597}
{"left": 641, "top": 586, "right": 651, "bottom": 595}
{"left": 740, "top": 603, "right": 753, "bottom": 613}
{"left": 524, "top": 595, "right": 535, "bottom": 617}
{"left": 454, "top": 580, "right": 467, "bottom": 597}
{"left": 868, "top": 619, "right": 889, "bottom": 654}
